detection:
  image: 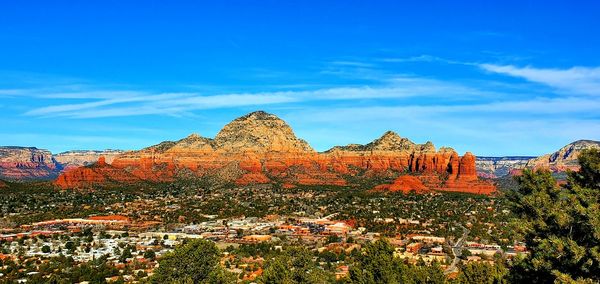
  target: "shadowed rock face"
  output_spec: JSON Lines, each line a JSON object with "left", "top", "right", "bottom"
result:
{"left": 55, "top": 111, "right": 496, "bottom": 194}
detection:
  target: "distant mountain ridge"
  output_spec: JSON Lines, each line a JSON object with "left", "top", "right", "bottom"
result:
{"left": 55, "top": 149, "right": 125, "bottom": 170}
{"left": 527, "top": 140, "right": 600, "bottom": 171}
{"left": 0, "top": 146, "right": 58, "bottom": 180}
{"left": 3, "top": 120, "right": 597, "bottom": 185}
{"left": 56, "top": 111, "right": 495, "bottom": 194}
{"left": 0, "top": 147, "right": 124, "bottom": 180}
{"left": 476, "top": 156, "right": 535, "bottom": 178}
{"left": 475, "top": 140, "right": 600, "bottom": 178}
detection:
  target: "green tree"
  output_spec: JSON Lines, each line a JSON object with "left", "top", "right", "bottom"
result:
{"left": 119, "top": 247, "right": 133, "bottom": 263}
{"left": 460, "top": 249, "right": 471, "bottom": 260}
{"left": 65, "top": 241, "right": 75, "bottom": 251}
{"left": 508, "top": 149, "right": 600, "bottom": 283}
{"left": 457, "top": 262, "right": 507, "bottom": 284}
{"left": 326, "top": 235, "right": 341, "bottom": 244}
{"left": 348, "top": 239, "right": 402, "bottom": 283}
{"left": 260, "top": 255, "right": 291, "bottom": 284}
{"left": 347, "top": 239, "right": 446, "bottom": 284}
{"left": 144, "top": 249, "right": 156, "bottom": 260}
{"left": 42, "top": 245, "right": 51, "bottom": 253}
{"left": 206, "top": 267, "right": 237, "bottom": 284}
{"left": 259, "top": 247, "right": 333, "bottom": 284}
{"left": 150, "top": 239, "right": 233, "bottom": 283}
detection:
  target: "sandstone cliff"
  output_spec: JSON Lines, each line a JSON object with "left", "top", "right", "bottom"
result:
{"left": 55, "top": 111, "right": 496, "bottom": 194}
{"left": 0, "top": 147, "right": 60, "bottom": 180}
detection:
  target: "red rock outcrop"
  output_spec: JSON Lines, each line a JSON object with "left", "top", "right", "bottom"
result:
{"left": 55, "top": 111, "right": 495, "bottom": 194}
{"left": 374, "top": 151, "right": 496, "bottom": 195}
{"left": 373, "top": 175, "right": 428, "bottom": 193}
{"left": 55, "top": 156, "right": 145, "bottom": 188}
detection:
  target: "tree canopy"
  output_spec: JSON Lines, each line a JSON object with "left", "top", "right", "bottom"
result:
{"left": 508, "top": 149, "right": 600, "bottom": 283}
{"left": 347, "top": 239, "right": 446, "bottom": 284}
{"left": 150, "top": 239, "right": 235, "bottom": 283}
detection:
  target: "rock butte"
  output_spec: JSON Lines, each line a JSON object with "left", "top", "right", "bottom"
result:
{"left": 55, "top": 111, "right": 496, "bottom": 195}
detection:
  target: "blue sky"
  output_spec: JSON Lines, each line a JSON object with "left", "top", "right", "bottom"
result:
{"left": 1, "top": 1, "right": 599, "bottom": 156}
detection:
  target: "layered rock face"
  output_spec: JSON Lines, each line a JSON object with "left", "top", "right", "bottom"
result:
{"left": 474, "top": 140, "right": 600, "bottom": 178}
{"left": 0, "top": 147, "right": 125, "bottom": 180}
{"left": 55, "top": 111, "right": 495, "bottom": 194}
{"left": 527, "top": 140, "right": 600, "bottom": 172}
{"left": 54, "top": 150, "right": 124, "bottom": 170}
{"left": 0, "top": 147, "right": 60, "bottom": 180}
{"left": 476, "top": 156, "right": 534, "bottom": 178}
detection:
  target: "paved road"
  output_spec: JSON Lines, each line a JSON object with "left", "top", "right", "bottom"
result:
{"left": 444, "top": 224, "right": 469, "bottom": 274}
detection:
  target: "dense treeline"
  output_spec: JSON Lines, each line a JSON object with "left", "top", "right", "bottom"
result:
{"left": 507, "top": 149, "right": 599, "bottom": 283}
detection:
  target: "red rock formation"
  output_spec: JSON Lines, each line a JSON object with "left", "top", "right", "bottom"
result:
{"left": 374, "top": 151, "right": 496, "bottom": 195}
{"left": 55, "top": 157, "right": 144, "bottom": 188}
{"left": 458, "top": 152, "right": 477, "bottom": 181}
{"left": 55, "top": 167, "right": 106, "bottom": 188}
{"left": 448, "top": 152, "right": 460, "bottom": 178}
{"left": 439, "top": 179, "right": 496, "bottom": 195}
{"left": 97, "top": 156, "right": 107, "bottom": 166}
{"left": 373, "top": 175, "right": 428, "bottom": 193}
{"left": 235, "top": 173, "right": 270, "bottom": 185}
{"left": 54, "top": 111, "right": 495, "bottom": 194}
{"left": 439, "top": 151, "right": 495, "bottom": 195}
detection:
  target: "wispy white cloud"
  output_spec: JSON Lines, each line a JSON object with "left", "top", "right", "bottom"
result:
{"left": 379, "top": 55, "right": 472, "bottom": 65}
{"left": 26, "top": 93, "right": 198, "bottom": 116}
{"left": 329, "top": 61, "right": 375, "bottom": 68}
{"left": 479, "top": 64, "right": 600, "bottom": 96}
{"left": 287, "top": 98, "right": 600, "bottom": 155}
{"left": 293, "top": 97, "right": 600, "bottom": 123}
{"left": 25, "top": 93, "right": 298, "bottom": 118}
{"left": 21, "top": 75, "right": 504, "bottom": 118}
